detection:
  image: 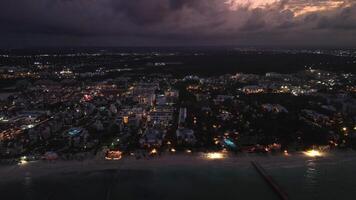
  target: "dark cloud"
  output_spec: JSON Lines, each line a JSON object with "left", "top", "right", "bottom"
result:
{"left": 0, "top": 0, "right": 355, "bottom": 47}
{"left": 316, "top": 5, "right": 356, "bottom": 30}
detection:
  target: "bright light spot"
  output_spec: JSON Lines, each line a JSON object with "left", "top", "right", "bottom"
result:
{"left": 21, "top": 124, "right": 35, "bottom": 130}
{"left": 304, "top": 150, "right": 322, "bottom": 157}
{"left": 150, "top": 148, "right": 157, "bottom": 155}
{"left": 186, "top": 149, "right": 192, "bottom": 153}
{"left": 170, "top": 148, "right": 176, "bottom": 153}
{"left": 342, "top": 127, "right": 348, "bottom": 132}
{"left": 204, "top": 152, "right": 226, "bottom": 160}
{"left": 18, "top": 160, "right": 28, "bottom": 165}
{"left": 18, "top": 156, "right": 28, "bottom": 165}
{"left": 284, "top": 150, "right": 289, "bottom": 156}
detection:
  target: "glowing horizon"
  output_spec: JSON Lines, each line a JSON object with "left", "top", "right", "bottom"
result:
{"left": 225, "top": 0, "right": 350, "bottom": 17}
{"left": 225, "top": 0, "right": 279, "bottom": 10}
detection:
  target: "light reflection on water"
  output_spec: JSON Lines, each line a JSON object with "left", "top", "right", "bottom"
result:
{"left": 303, "top": 159, "right": 319, "bottom": 196}
{"left": 2, "top": 152, "right": 356, "bottom": 200}
{"left": 268, "top": 152, "right": 356, "bottom": 200}
{"left": 23, "top": 172, "right": 33, "bottom": 200}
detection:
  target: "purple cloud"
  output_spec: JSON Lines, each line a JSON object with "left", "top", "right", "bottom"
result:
{"left": 0, "top": 0, "right": 355, "bottom": 47}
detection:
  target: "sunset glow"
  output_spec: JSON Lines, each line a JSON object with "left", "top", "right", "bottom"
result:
{"left": 225, "top": 0, "right": 279, "bottom": 10}
{"left": 286, "top": 0, "right": 348, "bottom": 16}
{"left": 226, "top": 0, "right": 349, "bottom": 16}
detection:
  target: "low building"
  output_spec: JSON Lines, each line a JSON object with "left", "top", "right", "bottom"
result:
{"left": 262, "top": 104, "right": 288, "bottom": 113}
{"left": 147, "top": 106, "right": 174, "bottom": 125}
{"left": 139, "top": 128, "right": 165, "bottom": 147}
{"left": 242, "top": 85, "right": 265, "bottom": 94}
{"left": 176, "top": 128, "right": 196, "bottom": 145}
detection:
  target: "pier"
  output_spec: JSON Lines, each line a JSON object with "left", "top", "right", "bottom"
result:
{"left": 251, "top": 161, "right": 289, "bottom": 200}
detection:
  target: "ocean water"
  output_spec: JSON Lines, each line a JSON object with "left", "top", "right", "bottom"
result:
{"left": 0, "top": 166, "right": 276, "bottom": 200}
{"left": 267, "top": 154, "right": 356, "bottom": 200}
{"left": 1, "top": 151, "right": 355, "bottom": 200}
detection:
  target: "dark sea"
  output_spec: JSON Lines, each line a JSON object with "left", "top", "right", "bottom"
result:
{"left": 1, "top": 151, "right": 356, "bottom": 200}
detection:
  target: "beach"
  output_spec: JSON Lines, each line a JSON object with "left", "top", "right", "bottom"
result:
{"left": 1, "top": 151, "right": 356, "bottom": 200}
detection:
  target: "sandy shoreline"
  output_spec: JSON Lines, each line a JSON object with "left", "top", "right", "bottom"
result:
{"left": 1, "top": 150, "right": 355, "bottom": 183}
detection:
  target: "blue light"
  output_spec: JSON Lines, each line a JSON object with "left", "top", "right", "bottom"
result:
{"left": 224, "top": 139, "right": 236, "bottom": 148}
{"left": 68, "top": 128, "right": 82, "bottom": 136}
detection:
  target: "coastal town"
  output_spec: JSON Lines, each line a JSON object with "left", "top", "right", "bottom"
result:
{"left": 1, "top": 1, "right": 356, "bottom": 199}
{"left": 1, "top": 58, "right": 355, "bottom": 163}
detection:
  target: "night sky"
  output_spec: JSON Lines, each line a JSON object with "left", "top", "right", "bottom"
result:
{"left": 0, "top": 0, "right": 355, "bottom": 48}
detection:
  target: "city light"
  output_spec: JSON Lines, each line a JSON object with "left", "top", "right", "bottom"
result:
{"left": 204, "top": 152, "right": 226, "bottom": 160}
{"left": 150, "top": 148, "right": 157, "bottom": 155}
{"left": 105, "top": 151, "right": 122, "bottom": 160}
{"left": 123, "top": 116, "right": 129, "bottom": 124}
{"left": 18, "top": 156, "right": 28, "bottom": 165}
{"left": 284, "top": 150, "right": 289, "bottom": 156}
{"left": 18, "top": 160, "right": 28, "bottom": 165}
{"left": 304, "top": 150, "right": 322, "bottom": 157}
